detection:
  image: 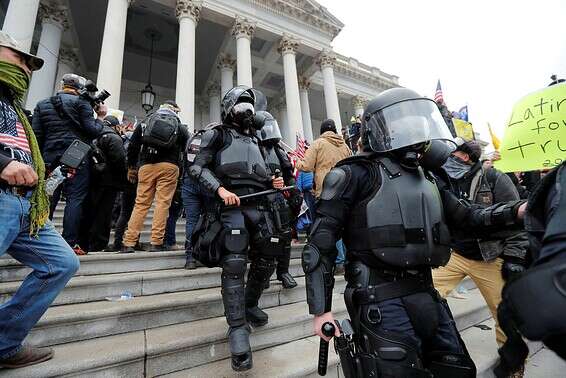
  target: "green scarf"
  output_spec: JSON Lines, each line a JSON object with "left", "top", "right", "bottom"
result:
{"left": 0, "top": 61, "right": 49, "bottom": 236}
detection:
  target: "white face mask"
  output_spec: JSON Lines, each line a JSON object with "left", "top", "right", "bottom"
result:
{"left": 232, "top": 102, "right": 254, "bottom": 116}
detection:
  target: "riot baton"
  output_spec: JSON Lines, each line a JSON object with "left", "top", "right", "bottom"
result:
{"left": 318, "top": 322, "right": 336, "bottom": 376}
{"left": 237, "top": 186, "right": 295, "bottom": 201}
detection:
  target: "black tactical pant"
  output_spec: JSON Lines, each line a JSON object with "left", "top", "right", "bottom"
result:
{"left": 219, "top": 206, "right": 277, "bottom": 328}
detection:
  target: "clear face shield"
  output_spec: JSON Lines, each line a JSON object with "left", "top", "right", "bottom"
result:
{"left": 364, "top": 99, "right": 455, "bottom": 153}
{"left": 260, "top": 119, "right": 282, "bottom": 143}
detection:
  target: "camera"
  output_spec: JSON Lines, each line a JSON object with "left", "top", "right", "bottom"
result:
{"left": 79, "top": 80, "right": 111, "bottom": 107}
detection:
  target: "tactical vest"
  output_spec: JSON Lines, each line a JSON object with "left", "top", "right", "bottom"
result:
{"left": 214, "top": 128, "right": 270, "bottom": 191}
{"left": 343, "top": 157, "right": 451, "bottom": 268}
{"left": 263, "top": 145, "right": 281, "bottom": 176}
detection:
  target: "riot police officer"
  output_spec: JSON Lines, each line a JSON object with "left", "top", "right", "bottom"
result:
{"left": 256, "top": 111, "right": 301, "bottom": 289}
{"left": 303, "top": 88, "right": 526, "bottom": 377}
{"left": 188, "top": 86, "right": 286, "bottom": 372}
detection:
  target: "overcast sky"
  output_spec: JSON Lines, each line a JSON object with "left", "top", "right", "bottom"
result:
{"left": 319, "top": 0, "right": 566, "bottom": 148}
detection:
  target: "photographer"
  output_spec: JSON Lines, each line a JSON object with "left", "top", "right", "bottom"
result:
{"left": 0, "top": 31, "right": 79, "bottom": 368}
{"left": 32, "top": 73, "right": 106, "bottom": 254}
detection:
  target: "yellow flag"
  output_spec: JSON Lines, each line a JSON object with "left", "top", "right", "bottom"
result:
{"left": 487, "top": 123, "right": 501, "bottom": 150}
{"left": 452, "top": 118, "right": 475, "bottom": 140}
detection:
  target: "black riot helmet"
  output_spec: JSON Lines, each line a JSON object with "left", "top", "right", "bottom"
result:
{"left": 256, "top": 111, "right": 282, "bottom": 144}
{"left": 251, "top": 88, "right": 268, "bottom": 112}
{"left": 361, "top": 88, "right": 454, "bottom": 153}
{"left": 221, "top": 85, "right": 256, "bottom": 123}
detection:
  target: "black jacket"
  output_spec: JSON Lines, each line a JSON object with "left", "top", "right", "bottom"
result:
{"left": 443, "top": 162, "right": 528, "bottom": 262}
{"left": 32, "top": 92, "right": 103, "bottom": 167}
{"left": 127, "top": 116, "right": 189, "bottom": 169}
{"left": 94, "top": 126, "right": 127, "bottom": 188}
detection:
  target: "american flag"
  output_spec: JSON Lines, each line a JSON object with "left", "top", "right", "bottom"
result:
{"left": 290, "top": 133, "right": 308, "bottom": 160}
{"left": 0, "top": 100, "right": 31, "bottom": 153}
{"left": 434, "top": 80, "right": 444, "bottom": 104}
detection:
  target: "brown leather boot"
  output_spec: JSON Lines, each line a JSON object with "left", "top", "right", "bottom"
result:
{"left": 0, "top": 345, "right": 54, "bottom": 368}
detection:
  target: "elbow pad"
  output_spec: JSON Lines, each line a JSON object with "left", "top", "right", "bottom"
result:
{"left": 302, "top": 243, "right": 336, "bottom": 315}
{"left": 188, "top": 165, "right": 221, "bottom": 194}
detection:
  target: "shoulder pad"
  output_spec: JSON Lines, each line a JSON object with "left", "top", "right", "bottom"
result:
{"left": 199, "top": 129, "right": 219, "bottom": 148}
{"left": 320, "top": 166, "right": 350, "bottom": 200}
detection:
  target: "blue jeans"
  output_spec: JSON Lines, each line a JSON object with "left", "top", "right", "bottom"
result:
{"left": 49, "top": 161, "right": 90, "bottom": 246}
{"left": 336, "top": 239, "right": 346, "bottom": 264}
{"left": 0, "top": 189, "right": 79, "bottom": 358}
{"left": 181, "top": 174, "right": 206, "bottom": 259}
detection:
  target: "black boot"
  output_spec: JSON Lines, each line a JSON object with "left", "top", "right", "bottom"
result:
{"left": 277, "top": 272, "right": 298, "bottom": 289}
{"left": 228, "top": 325, "right": 253, "bottom": 372}
{"left": 246, "top": 306, "right": 268, "bottom": 327}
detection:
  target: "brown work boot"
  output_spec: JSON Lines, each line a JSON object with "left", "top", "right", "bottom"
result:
{"left": 0, "top": 345, "right": 54, "bottom": 368}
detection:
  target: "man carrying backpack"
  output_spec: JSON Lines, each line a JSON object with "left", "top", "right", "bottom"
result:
{"left": 432, "top": 139, "right": 529, "bottom": 365}
{"left": 121, "top": 101, "right": 190, "bottom": 252}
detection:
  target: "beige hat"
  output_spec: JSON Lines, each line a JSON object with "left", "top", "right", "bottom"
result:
{"left": 0, "top": 31, "right": 44, "bottom": 71}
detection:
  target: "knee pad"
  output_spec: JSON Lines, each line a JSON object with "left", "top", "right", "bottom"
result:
{"left": 427, "top": 352, "right": 476, "bottom": 378}
{"left": 221, "top": 228, "right": 248, "bottom": 254}
{"left": 248, "top": 257, "right": 275, "bottom": 282}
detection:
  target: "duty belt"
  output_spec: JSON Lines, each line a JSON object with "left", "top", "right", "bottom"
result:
{"left": 352, "top": 278, "right": 431, "bottom": 305}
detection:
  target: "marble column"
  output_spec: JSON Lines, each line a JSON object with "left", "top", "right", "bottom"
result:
{"left": 232, "top": 17, "right": 255, "bottom": 87}
{"left": 218, "top": 54, "right": 235, "bottom": 98}
{"left": 276, "top": 99, "right": 290, "bottom": 145}
{"left": 298, "top": 76, "right": 314, "bottom": 143}
{"left": 96, "top": 0, "right": 133, "bottom": 110}
{"left": 352, "top": 95, "right": 366, "bottom": 118}
{"left": 26, "top": 3, "right": 67, "bottom": 110}
{"left": 2, "top": 0, "right": 41, "bottom": 52}
{"left": 317, "top": 50, "right": 341, "bottom": 129}
{"left": 198, "top": 98, "right": 209, "bottom": 130}
{"left": 175, "top": 0, "right": 201, "bottom": 132}
{"left": 54, "top": 47, "right": 80, "bottom": 94}
{"left": 208, "top": 83, "right": 221, "bottom": 124}
{"left": 279, "top": 35, "right": 304, "bottom": 146}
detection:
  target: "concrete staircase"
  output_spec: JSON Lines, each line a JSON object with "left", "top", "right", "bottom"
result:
{"left": 0, "top": 204, "right": 543, "bottom": 377}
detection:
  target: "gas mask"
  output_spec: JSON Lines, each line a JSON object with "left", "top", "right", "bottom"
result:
{"left": 392, "top": 144, "right": 425, "bottom": 170}
{"left": 419, "top": 140, "right": 454, "bottom": 172}
{"left": 231, "top": 102, "right": 255, "bottom": 129}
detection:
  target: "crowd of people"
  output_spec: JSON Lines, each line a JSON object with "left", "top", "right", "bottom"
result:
{"left": 0, "top": 29, "right": 565, "bottom": 378}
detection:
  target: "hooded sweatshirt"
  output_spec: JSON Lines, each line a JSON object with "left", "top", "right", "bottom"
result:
{"left": 296, "top": 131, "right": 351, "bottom": 197}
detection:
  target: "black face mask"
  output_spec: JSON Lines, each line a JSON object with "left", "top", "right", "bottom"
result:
{"left": 231, "top": 102, "right": 255, "bottom": 129}
{"left": 419, "top": 140, "right": 453, "bottom": 172}
{"left": 392, "top": 144, "right": 424, "bottom": 170}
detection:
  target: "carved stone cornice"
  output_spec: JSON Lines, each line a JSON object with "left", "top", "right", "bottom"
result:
{"left": 334, "top": 59, "right": 398, "bottom": 91}
{"left": 207, "top": 83, "right": 221, "bottom": 97}
{"left": 352, "top": 95, "right": 368, "bottom": 110}
{"left": 176, "top": 0, "right": 202, "bottom": 22}
{"left": 316, "top": 50, "right": 336, "bottom": 69}
{"left": 298, "top": 76, "right": 311, "bottom": 91}
{"left": 39, "top": 3, "right": 69, "bottom": 30}
{"left": 248, "top": 0, "right": 343, "bottom": 39}
{"left": 217, "top": 54, "right": 236, "bottom": 70}
{"left": 232, "top": 16, "right": 256, "bottom": 40}
{"left": 278, "top": 35, "right": 299, "bottom": 55}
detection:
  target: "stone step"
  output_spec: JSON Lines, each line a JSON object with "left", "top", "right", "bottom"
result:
{"left": 0, "top": 244, "right": 305, "bottom": 283}
{"left": 27, "top": 275, "right": 346, "bottom": 347}
{"left": 163, "top": 336, "right": 341, "bottom": 378}
{"left": 461, "top": 318, "right": 544, "bottom": 378}
{"left": 0, "top": 258, "right": 306, "bottom": 306}
{"left": 51, "top": 220, "right": 187, "bottom": 233}
{"left": 1, "top": 298, "right": 349, "bottom": 378}
{"left": 524, "top": 346, "right": 566, "bottom": 377}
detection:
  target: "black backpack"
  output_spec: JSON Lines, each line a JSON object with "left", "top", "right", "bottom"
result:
{"left": 90, "top": 131, "right": 115, "bottom": 173}
{"left": 141, "top": 111, "right": 180, "bottom": 150}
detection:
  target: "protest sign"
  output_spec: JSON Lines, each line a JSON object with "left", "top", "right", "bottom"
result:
{"left": 494, "top": 83, "right": 566, "bottom": 173}
{"left": 453, "top": 118, "right": 475, "bottom": 140}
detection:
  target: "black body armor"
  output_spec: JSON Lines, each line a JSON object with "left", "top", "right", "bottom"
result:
{"left": 214, "top": 128, "right": 270, "bottom": 192}
{"left": 342, "top": 157, "right": 451, "bottom": 268}
{"left": 263, "top": 145, "right": 281, "bottom": 175}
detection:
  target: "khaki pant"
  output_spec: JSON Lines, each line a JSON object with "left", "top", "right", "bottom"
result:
{"left": 123, "top": 162, "right": 179, "bottom": 246}
{"left": 432, "top": 252, "right": 506, "bottom": 346}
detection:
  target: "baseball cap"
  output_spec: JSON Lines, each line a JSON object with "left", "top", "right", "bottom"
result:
{"left": 455, "top": 137, "right": 482, "bottom": 163}
{"left": 0, "top": 31, "right": 44, "bottom": 71}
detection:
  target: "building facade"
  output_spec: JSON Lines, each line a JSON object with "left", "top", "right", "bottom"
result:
{"left": 1, "top": 0, "right": 399, "bottom": 145}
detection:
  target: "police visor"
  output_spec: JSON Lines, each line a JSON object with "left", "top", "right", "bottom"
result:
{"left": 364, "top": 99, "right": 454, "bottom": 152}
